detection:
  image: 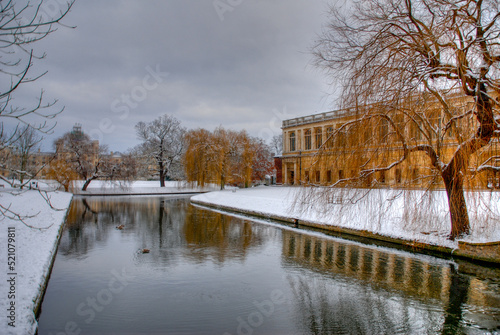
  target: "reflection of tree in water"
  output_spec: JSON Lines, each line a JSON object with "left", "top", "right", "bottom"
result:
{"left": 133, "top": 197, "right": 189, "bottom": 266}
{"left": 288, "top": 272, "right": 479, "bottom": 334}
{"left": 59, "top": 197, "right": 111, "bottom": 257}
{"left": 58, "top": 197, "right": 270, "bottom": 267}
{"left": 441, "top": 265, "right": 471, "bottom": 335}
{"left": 283, "top": 231, "right": 499, "bottom": 334}
{"left": 58, "top": 197, "right": 187, "bottom": 259}
{"left": 183, "top": 205, "right": 267, "bottom": 264}
{"left": 287, "top": 275, "right": 414, "bottom": 334}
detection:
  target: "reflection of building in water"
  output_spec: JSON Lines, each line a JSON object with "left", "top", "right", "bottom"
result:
{"left": 282, "top": 231, "right": 499, "bottom": 310}
{"left": 184, "top": 206, "right": 270, "bottom": 264}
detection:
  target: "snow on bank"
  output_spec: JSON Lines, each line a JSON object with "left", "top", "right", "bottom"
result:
{"left": 191, "top": 186, "right": 500, "bottom": 249}
{"left": 0, "top": 189, "right": 73, "bottom": 335}
{"left": 72, "top": 180, "right": 220, "bottom": 195}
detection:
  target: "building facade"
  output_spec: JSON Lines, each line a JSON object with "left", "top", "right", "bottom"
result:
{"left": 281, "top": 96, "right": 500, "bottom": 190}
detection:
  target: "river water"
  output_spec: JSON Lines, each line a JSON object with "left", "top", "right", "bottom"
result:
{"left": 37, "top": 196, "right": 500, "bottom": 335}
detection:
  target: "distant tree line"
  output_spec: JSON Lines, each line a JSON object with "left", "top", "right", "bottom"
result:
{"left": 11, "top": 114, "right": 276, "bottom": 191}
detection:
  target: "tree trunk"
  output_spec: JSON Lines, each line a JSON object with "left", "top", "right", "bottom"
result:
{"left": 442, "top": 165, "right": 470, "bottom": 240}
{"left": 20, "top": 159, "right": 26, "bottom": 189}
{"left": 220, "top": 175, "right": 225, "bottom": 190}
{"left": 159, "top": 169, "right": 165, "bottom": 187}
{"left": 82, "top": 177, "right": 96, "bottom": 191}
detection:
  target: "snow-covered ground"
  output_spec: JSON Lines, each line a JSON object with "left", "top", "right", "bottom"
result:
{"left": 72, "top": 180, "right": 220, "bottom": 195}
{"left": 191, "top": 186, "right": 500, "bottom": 249}
{"left": 0, "top": 187, "right": 73, "bottom": 335}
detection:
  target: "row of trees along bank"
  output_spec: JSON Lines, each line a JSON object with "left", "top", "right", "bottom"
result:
{"left": 34, "top": 114, "right": 275, "bottom": 191}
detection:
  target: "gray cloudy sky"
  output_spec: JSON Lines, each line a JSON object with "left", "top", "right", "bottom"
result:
{"left": 20, "top": 0, "right": 337, "bottom": 152}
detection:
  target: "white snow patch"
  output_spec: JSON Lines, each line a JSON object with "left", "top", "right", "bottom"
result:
{"left": 0, "top": 189, "right": 73, "bottom": 335}
{"left": 191, "top": 186, "right": 500, "bottom": 249}
{"left": 72, "top": 180, "right": 222, "bottom": 195}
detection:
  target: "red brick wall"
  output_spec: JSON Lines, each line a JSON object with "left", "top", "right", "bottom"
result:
{"left": 274, "top": 157, "right": 283, "bottom": 184}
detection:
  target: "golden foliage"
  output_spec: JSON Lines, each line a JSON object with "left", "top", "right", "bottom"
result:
{"left": 184, "top": 127, "right": 273, "bottom": 189}
{"left": 46, "top": 159, "right": 79, "bottom": 192}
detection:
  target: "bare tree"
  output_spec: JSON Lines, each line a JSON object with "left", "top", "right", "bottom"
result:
{"left": 135, "top": 114, "right": 186, "bottom": 187}
{"left": 1, "top": 0, "right": 75, "bottom": 133}
{"left": 0, "top": 0, "right": 74, "bottom": 191}
{"left": 11, "top": 124, "right": 43, "bottom": 186}
{"left": 54, "top": 127, "right": 109, "bottom": 191}
{"left": 270, "top": 134, "right": 283, "bottom": 156}
{"left": 103, "top": 152, "right": 138, "bottom": 187}
{"left": 0, "top": 125, "right": 43, "bottom": 187}
{"left": 312, "top": 0, "right": 500, "bottom": 239}
{"left": 0, "top": 0, "right": 75, "bottom": 225}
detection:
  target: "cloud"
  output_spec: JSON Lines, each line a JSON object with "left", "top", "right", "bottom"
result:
{"left": 15, "top": 0, "right": 334, "bottom": 152}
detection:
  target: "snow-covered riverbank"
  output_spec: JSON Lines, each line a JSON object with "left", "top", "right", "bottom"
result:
{"left": 191, "top": 186, "right": 500, "bottom": 260}
{"left": 72, "top": 180, "right": 219, "bottom": 195}
{"left": 0, "top": 189, "right": 73, "bottom": 335}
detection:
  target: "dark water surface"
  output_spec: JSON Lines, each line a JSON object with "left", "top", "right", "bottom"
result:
{"left": 37, "top": 196, "right": 500, "bottom": 334}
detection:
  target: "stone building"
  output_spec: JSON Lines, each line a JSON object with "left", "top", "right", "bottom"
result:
{"left": 281, "top": 94, "right": 500, "bottom": 190}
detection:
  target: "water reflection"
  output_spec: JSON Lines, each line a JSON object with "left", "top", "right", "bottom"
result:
{"left": 60, "top": 196, "right": 187, "bottom": 258}
{"left": 282, "top": 231, "right": 500, "bottom": 334}
{"left": 38, "top": 197, "right": 500, "bottom": 335}
{"left": 184, "top": 205, "right": 266, "bottom": 264}
{"left": 60, "top": 196, "right": 269, "bottom": 265}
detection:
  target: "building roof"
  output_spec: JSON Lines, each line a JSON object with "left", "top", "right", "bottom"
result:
{"left": 282, "top": 108, "right": 359, "bottom": 129}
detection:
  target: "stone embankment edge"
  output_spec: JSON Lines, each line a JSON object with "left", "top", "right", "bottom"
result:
{"left": 72, "top": 191, "right": 208, "bottom": 196}
{"left": 33, "top": 194, "right": 74, "bottom": 326}
{"left": 191, "top": 198, "right": 500, "bottom": 266}
{"left": 73, "top": 191, "right": 209, "bottom": 197}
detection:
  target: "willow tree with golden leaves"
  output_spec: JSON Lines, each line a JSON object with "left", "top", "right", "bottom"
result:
{"left": 184, "top": 127, "right": 273, "bottom": 189}
{"left": 46, "top": 158, "right": 78, "bottom": 192}
{"left": 184, "top": 128, "right": 215, "bottom": 187}
{"left": 312, "top": 0, "right": 500, "bottom": 239}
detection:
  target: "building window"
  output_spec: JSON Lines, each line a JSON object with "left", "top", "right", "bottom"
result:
{"left": 379, "top": 119, "right": 389, "bottom": 142}
{"left": 304, "top": 170, "right": 310, "bottom": 182}
{"left": 409, "top": 121, "right": 423, "bottom": 141}
{"left": 336, "top": 124, "right": 345, "bottom": 147}
{"left": 315, "top": 170, "right": 321, "bottom": 183}
{"left": 412, "top": 168, "right": 418, "bottom": 182}
{"left": 395, "top": 169, "right": 402, "bottom": 184}
{"left": 379, "top": 171, "right": 386, "bottom": 183}
{"left": 305, "top": 129, "right": 312, "bottom": 150}
{"left": 364, "top": 127, "right": 371, "bottom": 143}
{"left": 289, "top": 132, "right": 296, "bottom": 152}
{"left": 326, "top": 170, "right": 332, "bottom": 183}
{"left": 315, "top": 128, "right": 322, "bottom": 149}
{"left": 338, "top": 170, "right": 344, "bottom": 180}
{"left": 326, "top": 126, "right": 334, "bottom": 148}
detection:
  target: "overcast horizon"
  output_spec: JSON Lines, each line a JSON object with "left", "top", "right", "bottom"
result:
{"left": 12, "top": 0, "right": 339, "bottom": 153}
